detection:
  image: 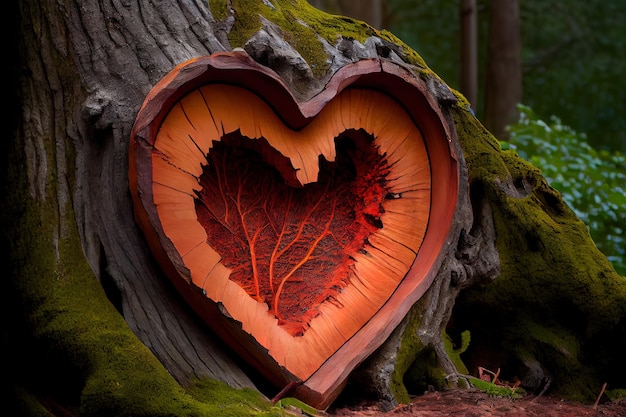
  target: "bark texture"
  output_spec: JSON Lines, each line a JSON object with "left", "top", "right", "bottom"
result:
{"left": 484, "top": 0, "right": 523, "bottom": 139}
{"left": 15, "top": 0, "right": 259, "bottom": 390}
{"left": 5, "top": 0, "right": 625, "bottom": 415}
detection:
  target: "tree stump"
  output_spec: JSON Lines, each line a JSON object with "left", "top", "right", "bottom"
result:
{"left": 130, "top": 51, "right": 460, "bottom": 408}
{"left": 9, "top": 1, "right": 625, "bottom": 415}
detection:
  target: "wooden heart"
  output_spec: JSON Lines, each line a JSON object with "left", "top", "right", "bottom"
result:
{"left": 129, "top": 52, "right": 459, "bottom": 409}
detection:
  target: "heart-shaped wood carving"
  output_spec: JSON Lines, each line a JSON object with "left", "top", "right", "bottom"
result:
{"left": 130, "top": 52, "right": 459, "bottom": 409}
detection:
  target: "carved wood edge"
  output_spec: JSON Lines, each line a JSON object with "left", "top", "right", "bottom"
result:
{"left": 129, "top": 50, "right": 463, "bottom": 409}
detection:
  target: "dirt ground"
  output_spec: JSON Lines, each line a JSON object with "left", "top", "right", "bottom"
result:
{"left": 326, "top": 389, "right": 626, "bottom": 417}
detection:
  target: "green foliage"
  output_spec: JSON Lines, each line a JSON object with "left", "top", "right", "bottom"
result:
{"left": 387, "top": 0, "right": 626, "bottom": 153}
{"left": 520, "top": 1, "right": 626, "bottom": 152}
{"left": 606, "top": 388, "right": 626, "bottom": 402}
{"left": 387, "top": 0, "right": 464, "bottom": 89}
{"left": 502, "top": 105, "right": 626, "bottom": 275}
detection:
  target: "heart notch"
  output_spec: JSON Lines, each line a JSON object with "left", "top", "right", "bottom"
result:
{"left": 130, "top": 52, "right": 460, "bottom": 409}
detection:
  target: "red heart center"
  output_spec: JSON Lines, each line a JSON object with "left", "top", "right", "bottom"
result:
{"left": 195, "top": 129, "right": 389, "bottom": 336}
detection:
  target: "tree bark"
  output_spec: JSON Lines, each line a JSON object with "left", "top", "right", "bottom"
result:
{"left": 460, "top": 0, "right": 478, "bottom": 109}
{"left": 5, "top": 0, "right": 625, "bottom": 415}
{"left": 484, "top": 0, "right": 522, "bottom": 139}
{"left": 337, "top": 0, "right": 383, "bottom": 28}
{"left": 12, "top": 0, "right": 258, "bottom": 389}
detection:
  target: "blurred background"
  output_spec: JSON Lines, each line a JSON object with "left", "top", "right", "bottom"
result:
{"left": 309, "top": 0, "right": 625, "bottom": 274}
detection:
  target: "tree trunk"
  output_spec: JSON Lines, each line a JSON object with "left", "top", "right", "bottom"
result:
{"left": 484, "top": 0, "right": 522, "bottom": 139}
{"left": 11, "top": 0, "right": 257, "bottom": 389}
{"left": 337, "top": 0, "right": 383, "bottom": 28}
{"left": 5, "top": 0, "right": 625, "bottom": 415}
{"left": 460, "top": 0, "right": 478, "bottom": 109}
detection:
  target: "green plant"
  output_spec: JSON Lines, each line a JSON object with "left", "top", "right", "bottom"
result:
{"left": 467, "top": 377, "right": 526, "bottom": 399}
{"left": 274, "top": 397, "right": 324, "bottom": 416}
{"left": 502, "top": 104, "right": 626, "bottom": 275}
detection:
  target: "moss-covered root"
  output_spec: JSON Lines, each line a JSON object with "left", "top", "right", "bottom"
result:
{"left": 388, "top": 302, "right": 456, "bottom": 404}
{"left": 2, "top": 123, "right": 283, "bottom": 417}
{"left": 450, "top": 103, "right": 626, "bottom": 403}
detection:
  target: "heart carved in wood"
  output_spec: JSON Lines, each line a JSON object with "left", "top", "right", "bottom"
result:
{"left": 130, "top": 52, "right": 459, "bottom": 409}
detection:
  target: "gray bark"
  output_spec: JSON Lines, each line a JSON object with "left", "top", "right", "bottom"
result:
{"left": 20, "top": 0, "right": 250, "bottom": 389}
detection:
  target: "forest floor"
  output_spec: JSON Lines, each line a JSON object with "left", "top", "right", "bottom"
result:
{"left": 324, "top": 388, "right": 626, "bottom": 417}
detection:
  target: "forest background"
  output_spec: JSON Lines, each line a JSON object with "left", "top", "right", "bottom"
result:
{"left": 310, "top": 0, "right": 625, "bottom": 275}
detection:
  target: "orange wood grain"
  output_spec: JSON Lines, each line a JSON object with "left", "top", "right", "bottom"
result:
{"left": 129, "top": 52, "right": 460, "bottom": 410}
{"left": 149, "top": 85, "right": 431, "bottom": 381}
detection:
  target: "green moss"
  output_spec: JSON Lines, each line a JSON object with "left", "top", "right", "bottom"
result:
{"left": 209, "top": 0, "right": 329, "bottom": 77}
{"left": 273, "top": 397, "right": 325, "bottom": 416}
{"left": 443, "top": 329, "right": 470, "bottom": 375}
{"left": 186, "top": 378, "right": 283, "bottom": 415}
{"left": 449, "top": 101, "right": 626, "bottom": 403}
{"left": 388, "top": 304, "right": 425, "bottom": 403}
{"left": 402, "top": 347, "right": 448, "bottom": 398}
{"left": 208, "top": 0, "right": 229, "bottom": 20}
{"left": 2, "top": 124, "right": 281, "bottom": 416}
{"left": 390, "top": 300, "right": 453, "bottom": 403}
{"left": 209, "top": 0, "right": 433, "bottom": 79}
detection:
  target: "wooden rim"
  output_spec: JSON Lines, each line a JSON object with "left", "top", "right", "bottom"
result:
{"left": 129, "top": 51, "right": 459, "bottom": 409}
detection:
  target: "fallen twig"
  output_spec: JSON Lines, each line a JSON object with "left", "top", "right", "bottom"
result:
{"left": 593, "top": 382, "right": 607, "bottom": 409}
{"left": 271, "top": 381, "right": 300, "bottom": 404}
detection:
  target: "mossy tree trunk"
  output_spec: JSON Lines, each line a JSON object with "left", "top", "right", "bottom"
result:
{"left": 4, "top": 0, "right": 625, "bottom": 415}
